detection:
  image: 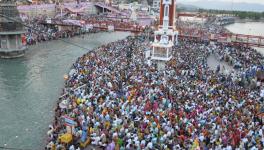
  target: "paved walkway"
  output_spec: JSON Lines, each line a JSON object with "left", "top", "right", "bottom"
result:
{"left": 207, "top": 54, "right": 235, "bottom": 74}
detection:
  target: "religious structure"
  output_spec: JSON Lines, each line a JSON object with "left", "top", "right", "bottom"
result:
{"left": 0, "top": 0, "right": 27, "bottom": 58}
{"left": 151, "top": 0, "right": 178, "bottom": 62}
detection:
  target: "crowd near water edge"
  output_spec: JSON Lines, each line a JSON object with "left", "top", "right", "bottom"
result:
{"left": 46, "top": 22, "right": 264, "bottom": 149}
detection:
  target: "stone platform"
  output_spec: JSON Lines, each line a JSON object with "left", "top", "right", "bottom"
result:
{"left": 0, "top": 47, "right": 27, "bottom": 58}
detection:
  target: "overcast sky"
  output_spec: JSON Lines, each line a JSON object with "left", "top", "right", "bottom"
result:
{"left": 178, "top": 0, "right": 264, "bottom": 5}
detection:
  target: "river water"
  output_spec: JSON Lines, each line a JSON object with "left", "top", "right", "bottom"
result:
{"left": 225, "top": 22, "right": 264, "bottom": 55}
{"left": 0, "top": 32, "right": 130, "bottom": 149}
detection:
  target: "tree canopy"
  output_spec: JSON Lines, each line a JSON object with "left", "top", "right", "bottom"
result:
{"left": 198, "top": 9, "right": 264, "bottom": 20}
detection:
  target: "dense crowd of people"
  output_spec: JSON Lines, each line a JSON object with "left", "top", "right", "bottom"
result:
{"left": 45, "top": 28, "right": 264, "bottom": 149}
{"left": 177, "top": 17, "right": 229, "bottom": 38}
{"left": 24, "top": 17, "right": 99, "bottom": 45}
{"left": 23, "top": 14, "right": 142, "bottom": 46}
{"left": 19, "top": 0, "right": 149, "bottom": 47}
{"left": 213, "top": 43, "right": 264, "bottom": 81}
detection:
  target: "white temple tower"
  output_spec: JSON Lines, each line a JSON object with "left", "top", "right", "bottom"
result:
{"left": 151, "top": 0, "right": 178, "bottom": 62}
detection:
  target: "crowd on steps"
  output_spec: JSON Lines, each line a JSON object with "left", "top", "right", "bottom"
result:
{"left": 46, "top": 33, "right": 264, "bottom": 149}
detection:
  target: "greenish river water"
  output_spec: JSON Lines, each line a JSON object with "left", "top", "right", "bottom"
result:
{"left": 0, "top": 32, "right": 130, "bottom": 149}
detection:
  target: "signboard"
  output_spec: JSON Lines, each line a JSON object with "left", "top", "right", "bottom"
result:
{"left": 108, "top": 25, "right": 114, "bottom": 32}
{"left": 63, "top": 116, "right": 77, "bottom": 126}
{"left": 85, "top": 24, "right": 93, "bottom": 31}
{"left": 46, "top": 18, "right": 52, "bottom": 24}
{"left": 145, "top": 49, "right": 151, "bottom": 58}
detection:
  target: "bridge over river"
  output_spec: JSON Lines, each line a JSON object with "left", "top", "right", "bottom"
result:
{"left": 178, "top": 27, "right": 264, "bottom": 48}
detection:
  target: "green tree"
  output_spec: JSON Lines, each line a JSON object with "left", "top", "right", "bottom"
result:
{"left": 253, "top": 13, "right": 261, "bottom": 20}
{"left": 238, "top": 12, "right": 247, "bottom": 19}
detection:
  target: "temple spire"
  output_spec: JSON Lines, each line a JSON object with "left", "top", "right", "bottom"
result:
{"left": 0, "top": 0, "right": 27, "bottom": 58}
{"left": 149, "top": 0, "right": 179, "bottom": 69}
{"left": 0, "top": 0, "right": 24, "bottom": 32}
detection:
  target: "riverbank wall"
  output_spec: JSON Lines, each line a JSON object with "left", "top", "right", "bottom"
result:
{"left": 219, "top": 17, "right": 264, "bottom": 27}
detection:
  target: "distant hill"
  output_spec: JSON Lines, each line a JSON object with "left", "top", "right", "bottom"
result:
{"left": 180, "top": 0, "right": 264, "bottom": 12}
{"left": 177, "top": 3, "right": 199, "bottom": 12}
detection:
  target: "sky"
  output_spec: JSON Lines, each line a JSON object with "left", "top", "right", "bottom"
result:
{"left": 177, "top": 0, "right": 264, "bottom": 5}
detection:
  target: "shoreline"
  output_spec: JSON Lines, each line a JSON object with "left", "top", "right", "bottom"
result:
{"left": 221, "top": 18, "right": 264, "bottom": 27}
{"left": 235, "top": 17, "right": 264, "bottom": 23}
